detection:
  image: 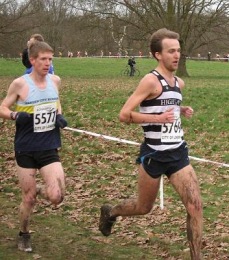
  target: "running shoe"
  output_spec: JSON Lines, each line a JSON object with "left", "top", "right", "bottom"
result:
{"left": 99, "top": 204, "right": 116, "bottom": 236}
{"left": 18, "top": 232, "right": 32, "bottom": 252}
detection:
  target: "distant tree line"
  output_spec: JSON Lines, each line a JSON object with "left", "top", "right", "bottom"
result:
{"left": 1, "top": 0, "right": 229, "bottom": 76}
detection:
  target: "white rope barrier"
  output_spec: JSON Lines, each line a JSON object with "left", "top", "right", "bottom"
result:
{"left": 64, "top": 126, "right": 229, "bottom": 168}
{"left": 64, "top": 127, "right": 140, "bottom": 146}
{"left": 159, "top": 175, "right": 164, "bottom": 210}
{"left": 188, "top": 156, "right": 229, "bottom": 168}
{"left": 64, "top": 126, "right": 229, "bottom": 210}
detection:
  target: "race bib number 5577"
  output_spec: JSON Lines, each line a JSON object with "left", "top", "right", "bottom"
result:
{"left": 33, "top": 103, "right": 56, "bottom": 132}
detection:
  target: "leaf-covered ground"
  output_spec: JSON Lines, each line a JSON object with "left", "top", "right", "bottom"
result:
{"left": 0, "top": 77, "right": 228, "bottom": 259}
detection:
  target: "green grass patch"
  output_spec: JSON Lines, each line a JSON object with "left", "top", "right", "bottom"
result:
{"left": 0, "top": 58, "right": 228, "bottom": 259}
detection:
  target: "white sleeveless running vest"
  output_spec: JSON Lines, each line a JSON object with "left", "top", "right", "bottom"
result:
{"left": 140, "top": 70, "right": 184, "bottom": 151}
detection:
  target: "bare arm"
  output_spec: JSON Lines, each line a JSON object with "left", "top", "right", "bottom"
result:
{"left": 50, "top": 75, "right": 68, "bottom": 128}
{"left": 177, "top": 77, "right": 194, "bottom": 118}
{"left": 119, "top": 74, "right": 176, "bottom": 124}
{"left": 181, "top": 106, "right": 194, "bottom": 118}
{"left": 0, "top": 79, "right": 21, "bottom": 120}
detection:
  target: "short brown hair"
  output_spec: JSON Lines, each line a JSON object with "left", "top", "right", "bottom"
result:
{"left": 29, "top": 41, "right": 53, "bottom": 58}
{"left": 150, "top": 28, "right": 180, "bottom": 59}
{"left": 30, "top": 34, "right": 44, "bottom": 42}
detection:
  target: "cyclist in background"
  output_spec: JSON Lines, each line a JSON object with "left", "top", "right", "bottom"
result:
{"left": 128, "top": 56, "right": 136, "bottom": 76}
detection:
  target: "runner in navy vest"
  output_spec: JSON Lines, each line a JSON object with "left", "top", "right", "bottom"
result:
{"left": 99, "top": 28, "right": 203, "bottom": 260}
{"left": 0, "top": 41, "right": 67, "bottom": 252}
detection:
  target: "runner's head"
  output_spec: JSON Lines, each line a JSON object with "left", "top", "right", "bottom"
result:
{"left": 150, "top": 28, "right": 180, "bottom": 60}
{"left": 28, "top": 41, "right": 54, "bottom": 75}
{"left": 27, "top": 34, "right": 44, "bottom": 48}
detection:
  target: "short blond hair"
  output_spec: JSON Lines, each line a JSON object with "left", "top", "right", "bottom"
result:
{"left": 29, "top": 41, "right": 53, "bottom": 58}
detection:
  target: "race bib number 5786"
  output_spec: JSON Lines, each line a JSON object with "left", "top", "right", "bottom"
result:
{"left": 34, "top": 103, "right": 56, "bottom": 132}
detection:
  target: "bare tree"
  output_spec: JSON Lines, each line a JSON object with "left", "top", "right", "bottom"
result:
{"left": 110, "top": 18, "right": 127, "bottom": 55}
{"left": 36, "top": 0, "right": 76, "bottom": 53}
{"left": 0, "top": 0, "right": 47, "bottom": 35}
{"left": 0, "top": 0, "right": 47, "bottom": 57}
{"left": 76, "top": 0, "right": 229, "bottom": 76}
{"left": 2, "top": 0, "right": 229, "bottom": 67}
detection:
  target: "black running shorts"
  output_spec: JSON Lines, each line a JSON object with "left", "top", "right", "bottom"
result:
{"left": 15, "top": 149, "right": 60, "bottom": 169}
{"left": 136, "top": 142, "right": 190, "bottom": 179}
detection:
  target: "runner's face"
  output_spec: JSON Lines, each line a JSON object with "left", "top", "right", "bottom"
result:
{"left": 31, "top": 52, "right": 53, "bottom": 75}
{"left": 156, "top": 38, "right": 180, "bottom": 72}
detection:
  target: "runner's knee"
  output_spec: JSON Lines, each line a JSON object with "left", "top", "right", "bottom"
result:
{"left": 186, "top": 200, "right": 203, "bottom": 217}
{"left": 22, "top": 193, "right": 36, "bottom": 208}
{"left": 137, "top": 203, "right": 153, "bottom": 215}
{"left": 47, "top": 189, "right": 64, "bottom": 205}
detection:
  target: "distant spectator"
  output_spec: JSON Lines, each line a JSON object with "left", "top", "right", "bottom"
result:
{"left": 68, "top": 51, "right": 73, "bottom": 58}
{"left": 207, "top": 51, "right": 211, "bottom": 61}
{"left": 100, "top": 50, "right": 104, "bottom": 58}
{"left": 223, "top": 54, "right": 228, "bottom": 62}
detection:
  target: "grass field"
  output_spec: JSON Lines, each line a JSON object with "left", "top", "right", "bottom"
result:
{"left": 0, "top": 57, "right": 228, "bottom": 259}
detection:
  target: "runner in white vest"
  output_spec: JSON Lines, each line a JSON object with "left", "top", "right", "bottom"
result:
{"left": 99, "top": 28, "right": 203, "bottom": 260}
